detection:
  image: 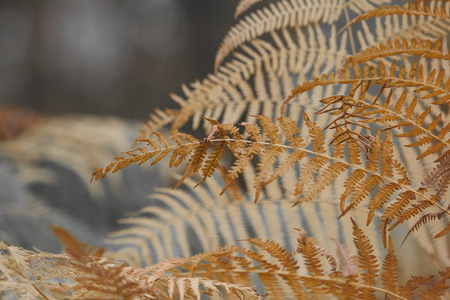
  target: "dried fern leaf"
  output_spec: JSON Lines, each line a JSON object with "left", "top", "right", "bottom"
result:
{"left": 381, "top": 237, "right": 400, "bottom": 295}
{"left": 418, "top": 266, "right": 450, "bottom": 299}
{"left": 3, "top": 235, "right": 449, "bottom": 299}
{"left": 49, "top": 226, "right": 105, "bottom": 258}
{"left": 92, "top": 130, "right": 201, "bottom": 183}
{"left": 137, "top": 108, "right": 176, "bottom": 140}
{"left": 353, "top": 9, "right": 450, "bottom": 58}
{"left": 96, "top": 113, "right": 450, "bottom": 248}
{"left": 235, "top": 0, "right": 264, "bottom": 18}
{"left": 343, "top": 1, "right": 450, "bottom": 33}
{"left": 351, "top": 218, "right": 379, "bottom": 298}
{"left": 344, "top": 0, "right": 393, "bottom": 15}
{"left": 0, "top": 241, "right": 263, "bottom": 300}
{"left": 287, "top": 61, "right": 450, "bottom": 166}
{"left": 162, "top": 276, "right": 262, "bottom": 300}
{"left": 341, "top": 38, "right": 450, "bottom": 72}
{"left": 106, "top": 170, "right": 387, "bottom": 269}
{"left": 138, "top": 25, "right": 347, "bottom": 138}
{"left": 214, "top": 0, "right": 343, "bottom": 70}
{"left": 187, "top": 224, "right": 448, "bottom": 299}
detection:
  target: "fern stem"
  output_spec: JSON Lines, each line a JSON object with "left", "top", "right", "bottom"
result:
{"left": 32, "top": 284, "right": 51, "bottom": 300}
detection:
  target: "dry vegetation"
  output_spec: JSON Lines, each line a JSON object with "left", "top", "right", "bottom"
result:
{"left": 2, "top": 0, "right": 450, "bottom": 298}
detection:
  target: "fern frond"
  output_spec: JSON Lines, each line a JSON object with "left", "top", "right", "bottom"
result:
{"left": 214, "top": 0, "right": 342, "bottom": 70}
{"left": 4, "top": 232, "right": 449, "bottom": 299}
{"left": 287, "top": 60, "right": 450, "bottom": 166}
{"left": 92, "top": 130, "right": 201, "bottom": 183}
{"left": 96, "top": 113, "right": 450, "bottom": 247}
{"left": 344, "top": 0, "right": 393, "bottom": 14}
{"left": 138, "top": 25, "right": 347, "bottom": 139}
{"left": 343, "top": 1, "right": 450, "bottom": 32}
{"left": 174, "top": 139, "right": 211, "bottom": 189}
{"left": 341, "top": 38, "right": 450, "bottom": 72}
{"left": 183, "top": 224, "right": 449, "bottom": 299}
{"left": 381, "top": 237, "right": 400, "bottom": 295}
{"left": 418, "top": 267, "right": 450, "bottom": 299}
{"left": 235, "top": 0, "right": 264, "bottom": 18}
{"left": 162, "top": 276, "right": 262, "bottom": 300}
{"left": 106, "top": 167, "right": 389, "bottom": 270}
{"left": 401, "top": 204, "right": 450, "bottom": 244}
{"left": 292, "top": 60, "right": 450, "bottom": 107}
{"left": 0, "top": 239, "right": 263, "bottom": 299}
{"left": 354, "top": 16, "right": 450, "bottom": 59}
{"left": 435, "top": 221, "right": 450, "bottom": 239}
{"left": 252, "top": 115, "right": 287, "bottom": 200}
{"left": 380, "top": 191, "right": 420, "bottom": 246}
{"left": 351, "top": 218, "right": 379, "bottom": 297}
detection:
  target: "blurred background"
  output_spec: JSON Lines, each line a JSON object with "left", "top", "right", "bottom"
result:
{"left": 0, "top": 0, "right": 240, "bottom": 251}
{"left": 0, "top": 0, "right": 236, "bottom": 119}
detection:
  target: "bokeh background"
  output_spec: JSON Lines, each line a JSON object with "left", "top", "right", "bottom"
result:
{"left": 0, "top": 0, "right": 237, "bottom": 119}
{"left": 0, "top": 0, "right": 241, "bottom": 251}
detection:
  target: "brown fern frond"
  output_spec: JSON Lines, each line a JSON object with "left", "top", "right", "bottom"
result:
{"left": 221, "top": 123, "right": 266, "bottom": 196}
{"left": 91, "top": 130, "right": 201, "bottom": 183}
{"left": 296, "top": 229, "right": 325, "bottom": 277}
{"left": 401, "top": 205, "right": 449, "bottom": 244}
{"left": 292, "top": 113, "right": 333, "bottom": 201}
{"left": 340, "top": 131, "right": 408, "bottom": 221}
{"left": 339, "top": 168, "right": 367, "bottom": 211}
{"left": 340, "top": 174, "right": 384, "bottom": 218}
{"left": 50, "top": 226, "right": 105, "bottom": 258}
{"left": 94, "top": 112, "right": 450, "bottom": 246}
{"left": 287, "top": 60, "right": 450, "bottom": 167}
{"left": 341, "top": 38, "right": 450, "bottom": 72}
{"left": 418, "top": 267, "right": 450, "bottom": 299}
{"left": 351, "top": 218, "right": 379, "bottom": 295}
{"left": 401, "top": 275, "right": 435, "bottom": 299}
{"left": 84, "top": 210, "right": 450, "bottom": 299}
{"left": 380, "top": 191, "right": 418, "bottom": 246}
{"left": 174, "top": 139, "right": 211, "bottom": 189}
{"left": 388, "top": 197, "right": 436, "bottom": 232}
{"left": 354, "top": 14, "right": 450, "bottom": 61}
{"left": 343, "top": 1, "right": 450, "bottom": 33}
{"left": 252, "top": 115, "right": 287, "bottom": 201}
{"left": 367, "top": 182, "right": 402, "bottom": 225}
{"left": 169, "top": 129, "right": 200, "bottom": 168}
{"left": 264, "top": 119, "right": 307, "bottom": 185}
{"left": 195, "top": 141, "right": 227, "bottom": 187}
{"left": 245, "top": 238, "right": 300, "bottom": 273}
{"left": 214, "top": 0, "right": 342, "bottom": 70}
{"left": 0, "top": 239, "right": 185, "bottom": 299}
{"left": 0, "top": 230, "right": 265, "bottom": 299}
{"left": 291, "top": 59, "right": 450, "bottom": 106}
{"left": 381, "top": 237, "right": 400, "bottom": 295}
{"left": 422, "top": 148, "right": 450, "bottom": 195}
{"left": 435, "top": 222, "right": 450, "bottom": 239}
